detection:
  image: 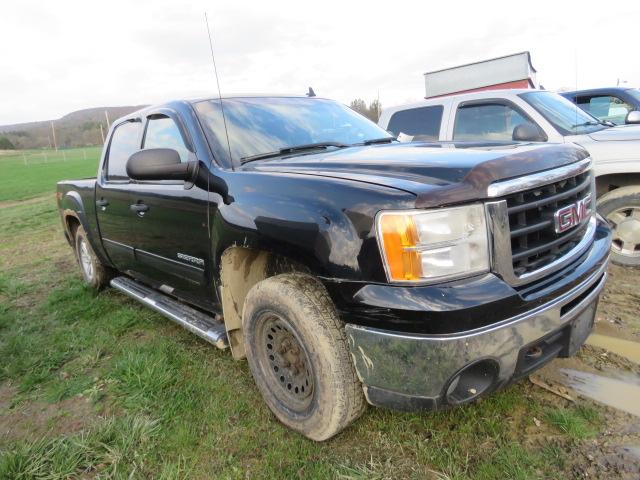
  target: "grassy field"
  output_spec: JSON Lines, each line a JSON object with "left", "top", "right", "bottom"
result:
{"left": 0, "top": 149, "right": 638, "bottom": 479}
{"left": 0, "top": 147, "right": 101, "bottom": 202}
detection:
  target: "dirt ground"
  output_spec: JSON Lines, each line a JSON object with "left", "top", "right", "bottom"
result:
{"left": 595, "top": 264, "right": 640, "bottom": 340}
{"left": 0, "top": 382, "right": 98, "bottom": 443}
{"left": 528, "top": 264, "right": 640, "bottom": 479}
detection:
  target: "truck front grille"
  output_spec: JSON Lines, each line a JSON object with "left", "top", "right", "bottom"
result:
{"left": 504, "top": 170, "right": 592, "bottom": 276}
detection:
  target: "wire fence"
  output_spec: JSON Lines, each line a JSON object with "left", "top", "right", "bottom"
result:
{"left": 0, "top": 147, "right": 102, "bottom": 166}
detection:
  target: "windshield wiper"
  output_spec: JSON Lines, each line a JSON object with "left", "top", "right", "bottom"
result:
{"left": 571, "top": 121, "right": 602, "bottom": 129}
{"left": 354, "top": 137, "right": 397, "bottom": 146}
{"left": 240, "top": 142, "right": 349, "bottom": 164}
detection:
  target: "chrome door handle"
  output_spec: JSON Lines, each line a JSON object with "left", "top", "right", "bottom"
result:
{"left": 130, "top": 203, "right": 149, "bottom": 216}
{"left": 96, "top": 198, "right": 109, "bottom": 210}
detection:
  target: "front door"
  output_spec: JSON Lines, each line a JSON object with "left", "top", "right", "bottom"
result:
{"left": 126, "top": 112, "right": 213, "bottom": 305}
{"left": 95, "top": 119, "right": 142, "bottom": 271}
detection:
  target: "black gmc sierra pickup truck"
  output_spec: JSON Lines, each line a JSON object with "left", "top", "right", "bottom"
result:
{"left": 57, "top": 95, "right": 611, "bottom": 441}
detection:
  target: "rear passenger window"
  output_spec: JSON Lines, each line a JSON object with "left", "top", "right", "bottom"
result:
{"left": 453, "top": 103, "right": 530, "bottom": 141}
{"left": 106, "top": 121, "right": 141, "bottom": 180}
{"left": 387, "top": 105, "right": 443, "bottom": 140}
{"left": 143, "top": 116, "right": 190, "bottom": 162}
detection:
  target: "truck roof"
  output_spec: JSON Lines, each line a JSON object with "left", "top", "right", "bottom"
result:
{"left": 560, "top": 87, "right": 637, "bottom": 97}
{"left": 383, "top": 88, "right": 538, "bottom": 113}
{"left": 112, "top": 94, "right": 330, "bottom": 127}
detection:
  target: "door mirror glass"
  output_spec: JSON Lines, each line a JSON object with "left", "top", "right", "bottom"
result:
{"left": 126, "top": 148, "right": 196, "bottom": 181}
{"left": 512, "top": 123, "right": 546, "bottom": 142}
{"left": 625, "top": 110, "right": 640, "bottom": 125}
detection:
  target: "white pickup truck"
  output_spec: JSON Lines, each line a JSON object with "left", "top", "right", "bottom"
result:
{"left": 379, "top": 89, "right": 640, "bottom": 266}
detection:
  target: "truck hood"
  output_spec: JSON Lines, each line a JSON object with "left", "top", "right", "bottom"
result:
{"left": 586, "top": 124, "right": 640, "bottom": 142}
{"left": 245, "top": 142, "right": 589, "bottom": 208}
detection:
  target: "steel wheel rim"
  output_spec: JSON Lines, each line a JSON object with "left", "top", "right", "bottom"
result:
{"left": 257, "top": 312, "right": 314, "bottom": 410}
{"left": 606, "top": 206, "right": 640, "bottom": 257}
{"left": 79, "top": 239, "right": 94, "bottom": 280}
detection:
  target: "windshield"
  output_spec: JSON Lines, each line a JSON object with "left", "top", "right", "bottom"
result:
{"left": 519, "top": 91, "right": 607, "bottom": 136}
{"left": 194, "top": 97, "right": 392, "bottom": 165}
{"left": 626, "top": 88, "right": 640, "bottom": 104}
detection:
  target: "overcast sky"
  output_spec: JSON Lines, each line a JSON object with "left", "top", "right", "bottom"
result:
{"left": 1, "top": 0, "right": 638, "bottom": 125}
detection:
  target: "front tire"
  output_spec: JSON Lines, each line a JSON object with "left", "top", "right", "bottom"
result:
{"left": 597, "top": 186, "right": 640, "bottom": 267}
{"left": 74, "top": 225, "right": 113, "bottom": 289}
{"left": 242, "top": 273, "right": 366, "bottom": 441}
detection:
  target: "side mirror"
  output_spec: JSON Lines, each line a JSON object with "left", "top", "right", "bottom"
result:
{"left": 126, "top": 148, "right": 198, "bottom": 182}
{"left": 625, "top": 110, "right": 640, "bottom": 125}
{"left": 512, "top": 123, "right": 546, "bottom": 142}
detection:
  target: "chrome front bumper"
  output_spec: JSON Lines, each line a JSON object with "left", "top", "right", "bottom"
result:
{"left": 345, "top": 258, "right": 609, "bottom": 411}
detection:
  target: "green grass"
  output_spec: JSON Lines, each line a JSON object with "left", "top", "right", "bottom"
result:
{"left": 0, "top": 158, "right": 612, "bottom": 479}
{"left": 0, "top": 415, "right": 160, "bottom": 479}
{"left": 0, "top": 147, "right": 101, "bottom": 202}
{"left": 544, "top": 405, "right": 601, "bottom": 440}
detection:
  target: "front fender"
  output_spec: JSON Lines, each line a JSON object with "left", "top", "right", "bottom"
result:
{"left": 211, "top": 171, "right": 416, "bottom": 283}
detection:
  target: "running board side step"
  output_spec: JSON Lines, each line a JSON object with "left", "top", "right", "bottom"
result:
{"left": 110, "top": 276, "right": 228, "bottom": 349}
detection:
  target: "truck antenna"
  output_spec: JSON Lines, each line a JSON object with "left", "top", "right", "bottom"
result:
{"left": 204, "top": 12, "right": 233, "bottom": 166}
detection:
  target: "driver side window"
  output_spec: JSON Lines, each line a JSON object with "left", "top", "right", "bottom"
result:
{"left": 576, "top": 95, "right": 632, "bottom": 125}
{"left": 453, "top": 103, "right": 532, "bottom": 141}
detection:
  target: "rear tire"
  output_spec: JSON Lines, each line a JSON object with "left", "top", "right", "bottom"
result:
{"left": 74, "top": 225, "right": 113, "bottom": 289}
{"left": 597, "top": 186, "right": 640, "bottom": 267}
{"left": 242, "top": 273, "right": 366, "bottom": 441}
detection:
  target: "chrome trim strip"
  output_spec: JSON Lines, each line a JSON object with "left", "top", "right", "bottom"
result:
{"left": 345, "top": 259, "right": 608, "bottom": 399}
{"left": 135, "top": 248, "right": 205, "bottom": 273}
{"left": 102, "top": 237, "right": 134, "bottom": 251}
{"left": 487, "top": 157, "right": 592, "bottom": 198}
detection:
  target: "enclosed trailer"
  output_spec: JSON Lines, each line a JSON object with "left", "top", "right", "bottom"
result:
{"left": 424, "top": 51, "right": 538, "bottom": 98}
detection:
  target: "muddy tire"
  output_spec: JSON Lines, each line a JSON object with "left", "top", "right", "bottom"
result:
{"left": 74, "top": 225, "right": 113, "bottom": 289}
{"left": 242, "top": 273, "right": 366, "bottom": 441}
{"left": 597, "top": 186, "right": 640, "bottom": 267}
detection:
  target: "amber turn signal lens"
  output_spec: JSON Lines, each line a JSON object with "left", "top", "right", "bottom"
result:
{"left": 378, "top": 214, "right": 422, "bottom": 281}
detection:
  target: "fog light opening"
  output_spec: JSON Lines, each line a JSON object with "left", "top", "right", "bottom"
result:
{"left": 445, "top": 359, "right": 499, "bottom": 405}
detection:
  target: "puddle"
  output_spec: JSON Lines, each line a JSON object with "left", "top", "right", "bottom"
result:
{"left": 623, "top": 446, "right": 640, "bottom": 460}
{"left": 587, "top": 333, "right": 640, "bottom": 364}
{"left": 560, "top": 369, "right": 640, "bottom": 417}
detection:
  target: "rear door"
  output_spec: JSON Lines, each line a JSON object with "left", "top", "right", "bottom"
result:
{"left": 95, "top": 119, "right": 142, "bottom": 270}
{"left": 126, "top": 111, "right": 212, "bottom": 304}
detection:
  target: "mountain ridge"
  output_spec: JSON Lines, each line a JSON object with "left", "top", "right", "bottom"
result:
{"left": 0, "top": 105, "right": 148, "bottom": 149}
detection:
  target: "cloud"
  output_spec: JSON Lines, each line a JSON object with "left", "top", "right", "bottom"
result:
{"left": 1, "top": 0, "right": 638, "bottom": 125}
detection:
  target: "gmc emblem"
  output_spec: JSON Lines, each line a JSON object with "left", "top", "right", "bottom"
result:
{"left": 554, "top": 194, "right": 592, "bottom": 234}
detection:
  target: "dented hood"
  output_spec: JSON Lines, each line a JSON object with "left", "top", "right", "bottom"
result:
{"left": 246, "top": 142, "right": 590, "bottom": 208}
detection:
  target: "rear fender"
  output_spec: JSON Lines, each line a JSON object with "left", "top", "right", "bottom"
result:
{"left": 60, "top": 191, "right": 112, "bottom": 267}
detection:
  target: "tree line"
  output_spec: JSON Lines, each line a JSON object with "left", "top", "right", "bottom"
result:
{"left": 349, "top": 98, "right": 382, "bottom": 122}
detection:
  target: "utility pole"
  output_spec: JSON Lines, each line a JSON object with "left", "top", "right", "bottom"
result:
{"left": 50, "top": 121, "right": 58, "bottom": 152}
{"left": 104, "top": 110, "right": 110, "bottom": 129}
{"left": 99, "top": 123, "right": 105, "bottom": 144}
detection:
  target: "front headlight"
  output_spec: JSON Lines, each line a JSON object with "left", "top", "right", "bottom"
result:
{"left": 376, "top": 204, "right": 490, "bottom": 283}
